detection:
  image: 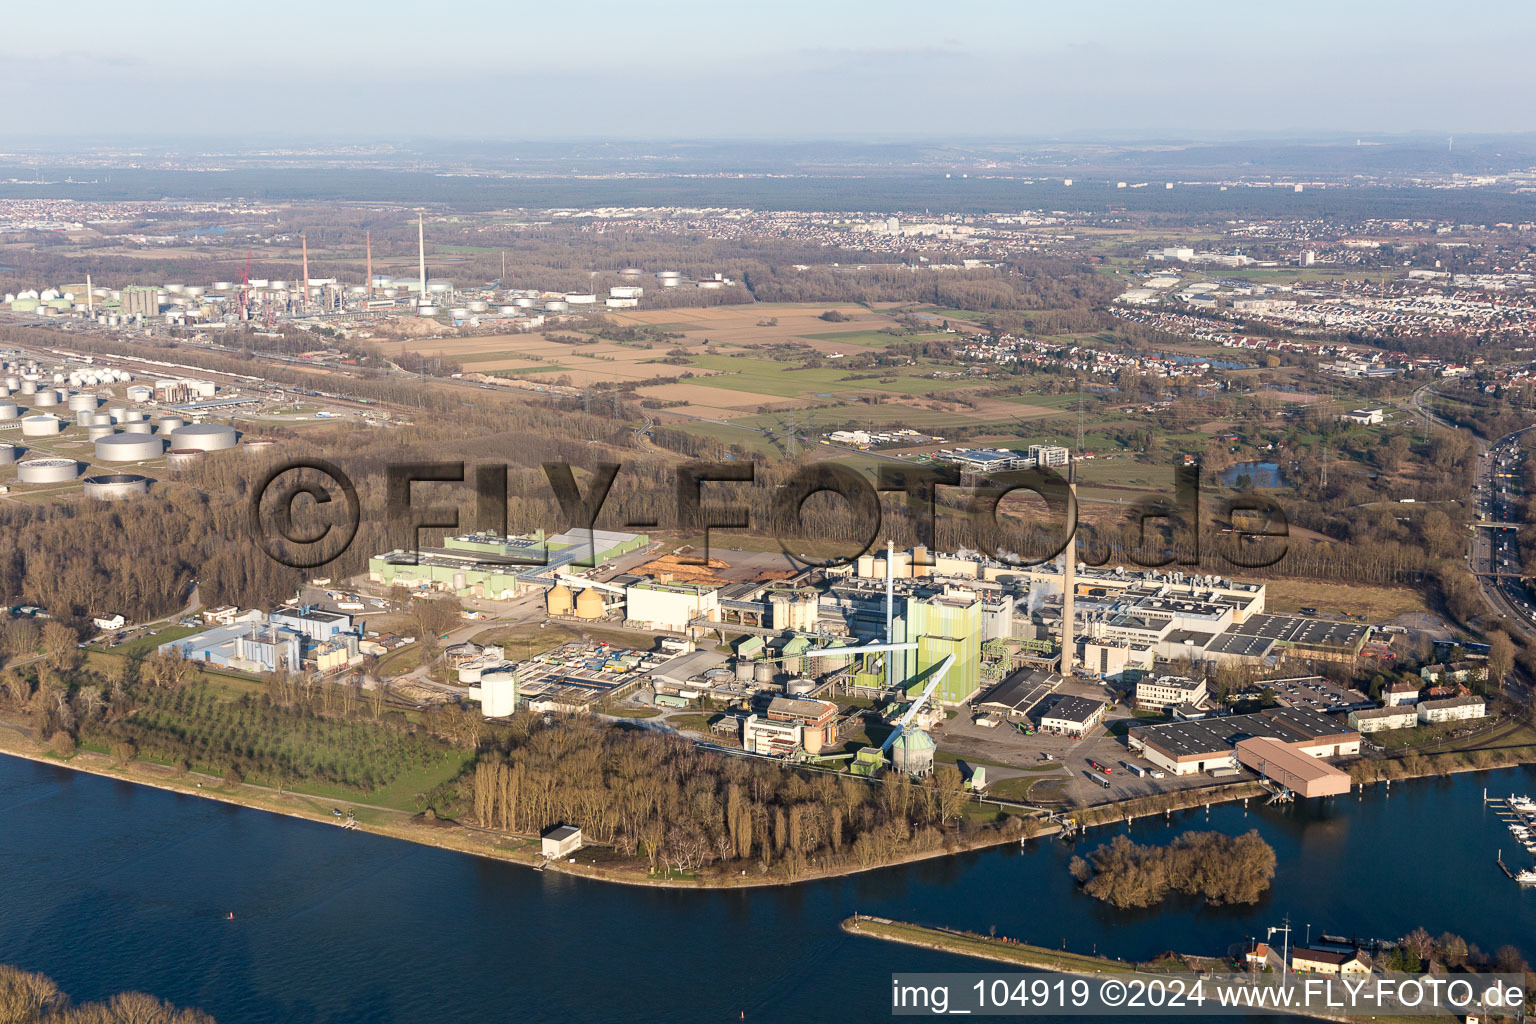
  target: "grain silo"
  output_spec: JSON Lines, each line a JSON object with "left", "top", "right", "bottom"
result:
{"left": 83, "top": 473, "right": 149, "bottom": 501}
{"left": 575, "top": 587, "right": 604, "bottom": 619}
{"left": 17, "top": 458, "right": 79, "bottom": 484}
{"left": 95, "top": 432, "right": 163, "bottom": 461}
{"left": 168, "top": 423, "right": 236, "bottom": 451}
{"left": 21, "top": 415, "right": 60, "bottom": 436}
{"left": 546, "top": 584, "right": 573, "bottom": 616}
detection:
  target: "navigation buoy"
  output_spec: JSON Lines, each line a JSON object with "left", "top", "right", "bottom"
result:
{"left": 227, "top": 912, "right": 234, "bottom": 920}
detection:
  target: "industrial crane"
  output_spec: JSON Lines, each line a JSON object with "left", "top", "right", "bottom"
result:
{"left": 881, "top": 654, "right": 953, "bottom": 753}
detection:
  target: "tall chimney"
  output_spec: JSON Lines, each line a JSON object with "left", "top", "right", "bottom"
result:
{"left": 885, "top": 539, "right": 896, "bottom": 691}
{"left": 366, "top": 231, "right": 373, "bottom": 300}
{"left": 300, "top": 233, "right": 309, "bottom": 311}
{"left": 85, "top": 273, "right": 93, "bottom": 316}
{"left": 417, "top": 214, "right": 428, "bottom": 307}
{"left": 1060, "top": 459, "right": 1076, "bottom": 677}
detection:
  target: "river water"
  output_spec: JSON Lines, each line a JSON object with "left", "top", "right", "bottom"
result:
{"left": 1, "top": 756, "right": 1533, "bottom": 1023}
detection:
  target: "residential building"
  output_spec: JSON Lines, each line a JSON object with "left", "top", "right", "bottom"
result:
{"left": 1382, "top": 680, "right": 1421, "bottom": 707}
{"left": 1291, "top": 949, "right": 1370, "bottom": 976}
{"left": 1347, "top": 706, "right": 1419, "bottom": 733}
{"left": 1417, "top": 695, "right": 1487, "bottom": 724}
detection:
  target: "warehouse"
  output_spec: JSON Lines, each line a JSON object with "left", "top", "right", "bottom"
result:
{"left": 1234, "top": 737, "right": 1352, "bottom": 798}
{"left": 976, "top": 667, "right": 1060, "bottom": 720}
{"left": 626, "top": 580, "right": 721, "bottom": 633}
{"left": 1129, "top": 706, "right": 1360, "bottom": 779}
{"left": 1039, "top": 695, "right": 1107, "bottom": 737}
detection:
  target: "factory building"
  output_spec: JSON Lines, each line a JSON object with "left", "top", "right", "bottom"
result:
{"left": 158, "top": 619, "right": 303, "bottom": 674}
{"left": 1134, "top": 674, "right": 1207, "bottom": 712}
{"left": 269, "top": 607, "right": 353, "bottom": 642}
{"left": 896, "top": 588, "right": 982, "bottom": 705}
{"left": 1038, "top": 695, "right": 1107, "bottom": 737}
{"left": 1129, "top": 706, "right": 1360, "bottom": 784}
{"left": 121, "top": 286, "right": 159, "bottom": 318}
{"left": 626, "top": 580, "right": 720, "bottom": 633}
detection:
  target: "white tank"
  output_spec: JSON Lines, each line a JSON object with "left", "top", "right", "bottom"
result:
{"left": 20, "top": 415, "right": 60, "bottom": 436}
{"left": 158, "top": 416, "right": 185, "bottom": 432}
{"left": 16, "top": 458, "right": 79, "bottom": 484}
{"left": 121, "top": 421, "right": 153, "bottom": 435}
{"left": 0, "top": 402, "right": 17, "bottom": 419}
{"left": 168, "top": 423, "right": 237, "bottom": 451}
{"left": 94, "top": 433, "right": 163, "bottom": 461}
{"left": 68, "top": 393, "right": 97, "bottom": 412}
{"left": 0, "top": 442, "right": 16, "bottom": 465}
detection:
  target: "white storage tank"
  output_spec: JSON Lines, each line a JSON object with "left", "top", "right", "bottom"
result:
{"left": 95, "top": 432, "right": 164, "bottom": 461}
{"left": 19, "top": 381, "right": 36, "bottom": 396}
{"left": 168, "top": 423, "right": 237, "bottom": 451}
{"left": 0, "top": 442, "right": 16, "bottom": 465}
{"left": 107, "top": 406, "right": 127, "bottom": 423}
{"left": 21, "top": 415, "right": 61, "bottom": 436}
{"left": 158, "top": 415, "right": 185, "bottom": 433}
{"left": 67, "top": 393, "right": 97, "bottom": 413}
{"left": 17, "top": 458, "right": 79, "bottom": 484}
{"left": 87, "top": 424, "right": 115, "bottom": 440}
{"left": 121, "top": 421, "right": 153, "bottom": 435}
{"left": 125, "top": 410, "right": 146, "bottom": 422}
{"left": 32, "top": 389, "right": 58, "bottom": 407}
{"left": 0, "top": 402, "right": 17, "bottom": 420}
{"left": 126, "top": 386, "right": 153, "bottom": 403}
{"left": 83, "top": 473, "right": 149, "bottom": 501}
{"left": 165, "top": 448, "right": 204, "bottom": 472}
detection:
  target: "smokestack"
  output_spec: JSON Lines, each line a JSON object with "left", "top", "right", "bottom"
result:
{"left": 886, "top": 539, "right": 896, "bottom": 691}
{"left": 417, "top": 214, "right": 427, "bottom": 307}
{"left": 85, "top": 273, "right": 93, "bottom": 316}
{"left": 1061, "top": 460, "right": 1076, "bottom": 677}
{"left": 366, "top": 231, "right": 372, "bottom": 300}
{"left": 300, "top": 233, "right": 309, "bottom": 311}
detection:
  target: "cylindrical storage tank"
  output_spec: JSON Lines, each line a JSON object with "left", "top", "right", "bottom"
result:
{"left": 87, "top": 424, "right": 115, "bottom": 440}
{"left": 0, "top": 402, "right": 18, "bottom": 420}
{"left": 467, "top": 300, "right": 488, "bottom": 313}
{"left": 416, "top": 305, "right": 440, "bottom": 317}
{"left": 76, "top": 412, "right": 98, "bottom": 427}
{"left": 83, "top": 473, "right": 149, "bottom": 501}
{"left": 121, "top": 421, "right": 153, "bottom": 435}
{"left": 21, "top": 415, "right": 60, "bottom": 436}
{"left": 94, "top": 433, "right": 163, "bottom": 461}
{"left": 32, "top": 389, "right": 58, "bottom": 407}
{"left": 4, "top": 376, "right": 18, "bottom": 389}
{"left": 125, "top": 410, "right": 146, "bottom": 422}
{"left": 735, "top": 659, "right": 755, "bottom": 683}
{"left": 546, "top": 585, "right": 573, "bottom": 616}
{"left": 67, "top": 393, "right": 97, "bottom": 412}
{"left": 165, "top": 448, "right": 204, "bottom": 472}
{"left": 126, "top": 386, "right": 152, "bottom": 403}
{"left": 544, "top": 300, "right": 568, "bottom": 312}
{"left": 513, "top": 297, "right": 534, "bottom": 308}
{"left": 17, "top": 458, "right": 79, "bottom": 484}
{"left": 575, "top": 588, "right": 605, "bottom": 619}
{"left": 754, "top": 661, "right": 774, "bottom": 685}
{"left": 243, "top": 437, "right": 277, "bottom": 456}
{"left": 0, "top": 442, "right": 16, "bottom": 465}
{"left": 168, "top": 423, "right": 236, "bottom": 451}
{"left": 19, "top": 381, "right": 36, "bottom": 395}
{"left": 107, "top": 405, "right": 127, "bottom": 423}
{"left": 497, "top": 305, "right": 518, "bottom": 315}
{"left": 856, "top": 553, "right": 875, "bottom": 578}
{"left": 449, "top": 307, "right": 469, "bottom": 319}
{"left": 786, "top": 679, "right": 816, "bottom": 696}
{"left": 158, "top": 415, "right": 185, "bottom": 433}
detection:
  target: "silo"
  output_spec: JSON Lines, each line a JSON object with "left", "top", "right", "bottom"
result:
{"left": 0, "top": 442, "right": 16, "bottom": 465}
{"left": 575, "top": 588, "right": 604, "bottom": 619}
{"left": 0, "top": 402, "right": 17, "bottom": 420}
{"left": 168, "top": 423, "right": 236, "bottom": 451}
{"left": 164, "top": 448, "right": 203, "bottom": 472}
{"left": 67, "top": 393, "right": 97, "bottom": 413}
{"left": 87, "top": 425, "right": 114, "bottom": 440}
{"left": 121, "top": 421, "right": 153, "bottom": 435}
{"left": 786, "top": 679, "right": 816, "bottom": 696}
{"left": 95, "top": 432, "right": 163, "bottom": 461}
{"left": 83, "top": 473, "right": 149, "bottom": 501}
{"left": 734, "top": 659, "right": 755, "bottom": 683}
{"left": 546, "top": 585, "right": 573, "bottom": 616}
{"left": 544, "top": 300, "right": 569, "bottom": 312}
{"left": 21, "top": 415, "right": 60, "bottom": 436}
{"left": 158, "top": 416, "right": 185, "bottom": 433}
{"left": 754, "top": 661, "right": 774, "bottom": 686}
{"left": 17, "top": 458, "right": 79, "bottom": 484}
{"left": 467, "top": 300, "right": 488, "bottom": 313}
{"left": 32, "top": 389, "right": 58, "bottom": 407}
{"left": 911, "top": 545, "right": 930, "bottom": 576}
{"left": 856, "top": 553, "right": 875, "bottom": 578}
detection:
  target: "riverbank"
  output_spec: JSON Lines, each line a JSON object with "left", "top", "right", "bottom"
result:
{"left": 0, "top": 726, "right": 1023, "bottom": 891}
{"left": 843, "top": 917, "right": 1464, "bottom": 1024}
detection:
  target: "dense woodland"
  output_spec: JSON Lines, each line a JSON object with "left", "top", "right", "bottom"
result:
{"left": 1068, "top": 830, "right": 1276, "bottom": 909}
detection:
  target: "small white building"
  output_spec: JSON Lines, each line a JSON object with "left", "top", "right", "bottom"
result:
{"left": 92, "top": 613, "right": 126, "bottom": 631}
{"left": 1135, "top": 674, "right": 1207, "bottom": 712}
{"left": 1039, "top": 695, "right": 1107, "bottom": 737}
{"left": 541, "top": 825, "right": 583, "bottom": 859}
{"left": 1339, "top": 408, "right": 1385, "bottom": 426}
{"left": 1417, "top": 695, "right": 1486, "bottom": 724}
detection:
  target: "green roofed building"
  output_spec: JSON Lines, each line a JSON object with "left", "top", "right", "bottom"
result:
{"left": 899, "top": 589, "right": 982, "bottom": 705}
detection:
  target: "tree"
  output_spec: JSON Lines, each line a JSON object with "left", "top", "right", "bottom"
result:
{"left": 1487, "top": 631, "right": 1515, "bottom": 686}
{"left": 40, "top": 622, "right": 78, "bottom": 671}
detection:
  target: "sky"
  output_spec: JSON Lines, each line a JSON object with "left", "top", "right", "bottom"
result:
{"left": 7, "top": 0, "right": 1535, "bottom": 139}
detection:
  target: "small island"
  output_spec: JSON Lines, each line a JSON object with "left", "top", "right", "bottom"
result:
{"left": 1068, "top": 830, "right": 1276, "bottom": 908}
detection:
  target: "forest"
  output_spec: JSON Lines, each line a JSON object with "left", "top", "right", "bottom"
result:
{"left": 1067, "top": 830, "right": 1276, "bottom": 909}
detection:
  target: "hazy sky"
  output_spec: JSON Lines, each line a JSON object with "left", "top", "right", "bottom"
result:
{"left": 7, "top": 0, "right": 1533, "bottom": 139}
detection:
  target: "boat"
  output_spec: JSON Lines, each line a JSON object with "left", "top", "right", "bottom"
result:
{"left": 1510, "top": 795, "right": 1536, "bottom": 813}
{"left": 1515, "top": 868, "right": 1536, "bottom": 884}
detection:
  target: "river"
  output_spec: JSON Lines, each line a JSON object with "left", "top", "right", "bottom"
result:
{"left": 1, "top": 756, "right": 1533, "bottom": 1023}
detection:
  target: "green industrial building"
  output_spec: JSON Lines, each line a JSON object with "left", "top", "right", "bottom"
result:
{"left": 368, "top": 529, "right": 648, "bottom": 599}
{"left": 896, "top": 591, "right": 982, "bottom": 705}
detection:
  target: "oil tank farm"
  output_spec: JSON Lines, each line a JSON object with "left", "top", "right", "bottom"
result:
{"left": 83, "top": 473, "right": 149, "bottom": 501}
{"left": 67, "top": 393, "right": 97, "bottom": 413}
{"left": 21, "top": 415, "right": 61, "bottom": 436}
{"left": 32, "top": 389, "right": 58, "bottom": 407}
{"left": 17, "top": 458, "right": 79, "bottom": 484}
{"left": 158, "top": 415, "right": 185, "bottom": 433}
{"left": 169, "top": 423, "right": 236, "bottom": 451}
{"left": 125, "top": 385, "right": 152, "bottom": 403}
{"left": 95, "top": 432, "right": 163, "bottom": 461}
{"left": 0, "top": 442, "right": 16, "bottom": 465}
{"left": 0, "top": 401, "right": 17, "bottom": 419}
